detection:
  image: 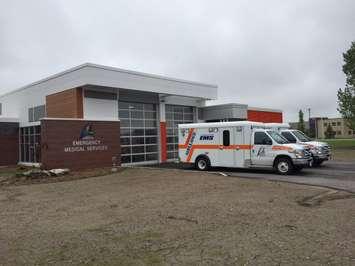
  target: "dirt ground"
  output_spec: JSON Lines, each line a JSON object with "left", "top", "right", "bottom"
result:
{"left": 0, "top": 168, "right": 354, "bottom": 265}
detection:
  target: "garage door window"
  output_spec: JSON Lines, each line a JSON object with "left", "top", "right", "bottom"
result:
{"left": 166, "top": 105, "right": 194, "bottom": 159}
{"left": 119, "top": 102, "right": 158, "bottom": 164}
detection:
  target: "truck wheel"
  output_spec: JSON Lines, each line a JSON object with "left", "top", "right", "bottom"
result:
{"left": 195, "top": 156, "right": 210, "bottom": 171}
{"left": 275, "top": 157, "right": 293, "bottom": 175}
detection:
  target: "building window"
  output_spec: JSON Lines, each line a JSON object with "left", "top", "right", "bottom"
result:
{"left": 337, "top": 122, "right": 341, "bottom": 126}
{"left": 332, "top": 122, "right": 336, "bottom": 126}
{"left": 0, "top": 103, "right": 2, "bottom": 115}
{"left": 323, "top": 122, "right": 327, "bottom": 127}
{"left": 118, "top": 101, "right": 158, "bottom": 164}
{"left": 349, "top": 130, "right": 352, "bottom": 135}
{"left": 20, "top": 126, "right": 41, "bottom": 163}
{"left": 28, "top": 105, "right": 46, "bottom": 122}
{"left": 166, "top": 105, "right": 194, "bottom": 160}
{"left": 336, "top": 131, "right": 341, "bottom": 135}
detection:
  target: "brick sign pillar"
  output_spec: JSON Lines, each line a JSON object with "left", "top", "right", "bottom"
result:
{"left": 0, "top": 122, "right": 19, "bottom": 166}
{"left": 41, "top": 119, "right": 120, "bottom": 170}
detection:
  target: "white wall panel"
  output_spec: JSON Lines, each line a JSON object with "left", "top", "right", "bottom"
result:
{"left": 84, "top": 98, "right": 118, "bottom": 120}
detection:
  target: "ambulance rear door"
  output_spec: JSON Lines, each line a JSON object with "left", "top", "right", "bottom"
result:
{"left": 218, "top": 126, "right": 245, "bottom": 167}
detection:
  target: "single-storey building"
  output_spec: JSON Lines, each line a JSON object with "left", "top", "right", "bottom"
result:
{"left": 0, "top": 63, "right": 282, "bottom": 169}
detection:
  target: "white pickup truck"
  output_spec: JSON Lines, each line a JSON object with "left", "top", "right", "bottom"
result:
{"left": 265, "top": 123, "right": 331, "bottom": 166}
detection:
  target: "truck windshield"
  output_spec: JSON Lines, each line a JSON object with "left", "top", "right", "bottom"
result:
{"left": 292, "top": 130, "right": 312, "bottom": 142}
{"left": 267, "top": 131, "right": 289, "bottom": 144}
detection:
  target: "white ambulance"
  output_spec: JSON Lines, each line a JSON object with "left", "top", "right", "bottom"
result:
{"left": 178, "top": 121, "right": 312, "bottom": 175}
{"left": 265, "top": 123, "right": 331, "bottom": 166}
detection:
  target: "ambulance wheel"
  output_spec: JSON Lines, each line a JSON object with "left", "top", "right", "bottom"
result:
{"left": 195, "top": 156, "right": 210, "bottom": 171}
{"left": 275, "top": 157, "right": 293, "bottom": 175}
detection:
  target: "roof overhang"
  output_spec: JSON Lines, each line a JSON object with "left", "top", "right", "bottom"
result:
{"left": 0, "top": 63, "right": 218, "bottom": 100}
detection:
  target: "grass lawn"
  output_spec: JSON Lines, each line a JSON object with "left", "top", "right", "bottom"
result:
{"left": 319, "top": 138, "right": 355, "bottom": 150}
{"left": 316, "top": 138, "right": 355, "bottom": 161}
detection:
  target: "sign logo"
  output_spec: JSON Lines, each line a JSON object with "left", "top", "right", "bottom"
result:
{"left": 257, "top": 147, "right": 266, "bottom": 157}
{"left": 80, "top": 123, "right": 95, "bottom": 140}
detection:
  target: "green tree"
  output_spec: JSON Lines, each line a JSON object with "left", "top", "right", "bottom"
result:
{"left": 297, "top": 109, "right": 305, "bottom": 132}
{"left": 338, "top": 41, "right": 355, "bottom": 130}
{"left": 343, "top": 41, "right": 355, "bottom": 87}
{"left": 324, "top": 124, "right": 335, "bottom": 139}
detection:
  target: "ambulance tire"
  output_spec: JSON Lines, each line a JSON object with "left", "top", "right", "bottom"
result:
{"left": 195, "top": 156, "right": 211, "bottom": 171}
{"left": 274, "top": 157, "right": 294, "bottom": 175}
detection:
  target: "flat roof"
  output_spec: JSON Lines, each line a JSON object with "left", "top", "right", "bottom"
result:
{"left": 179, "top": 121, "right": 265, "bottom": 129}
{"left": 202, "top": 103, "right": 248, "bottom": 110}
{"left": 0, "top": 63, "right": 218, "bottom": 100}
{"left": 248, "top": 106, "right": 282, "bottom": 113}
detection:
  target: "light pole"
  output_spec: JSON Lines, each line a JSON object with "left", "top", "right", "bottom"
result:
{"left": 307, "top": 108, "right": 311, "bottom": 136}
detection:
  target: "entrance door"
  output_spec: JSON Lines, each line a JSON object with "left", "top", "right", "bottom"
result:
{"left": 251, "top": 131, "right": 273, "bottom": 166}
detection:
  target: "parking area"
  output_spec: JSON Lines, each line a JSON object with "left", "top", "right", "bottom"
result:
{"left": 150, "top": 159, "right": 355, "bottom": 193}
{"left": 0, "top": 167, "right": 354, "bottom": 265}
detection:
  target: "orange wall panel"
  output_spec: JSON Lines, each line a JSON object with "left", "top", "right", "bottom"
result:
{"left": 247, "top": 110, "right": 283, "bottom": 123}
{"left": 160, "top": 122, "right": 167, "bottom": 162}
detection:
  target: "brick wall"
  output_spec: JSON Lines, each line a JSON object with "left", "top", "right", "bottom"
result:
{"left": 41, "top": 119, "right": 120, "bottom": 170}
{"left": 248, "top": 110, "right": 283, "bottom": 123}
{"left": 46, "top": 87, "right": 83, "bottom": 118}
{"left": 0, "top": 122, "right": 19, "bottom": 166}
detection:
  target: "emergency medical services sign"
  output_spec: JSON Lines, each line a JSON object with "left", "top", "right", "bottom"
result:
{"left": 64, "top": 123, "right": 108, "bottom": 153}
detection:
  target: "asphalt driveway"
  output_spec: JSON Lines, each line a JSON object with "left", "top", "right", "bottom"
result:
{"left": 148, "top": 160, "right": 355, "bottom": 193}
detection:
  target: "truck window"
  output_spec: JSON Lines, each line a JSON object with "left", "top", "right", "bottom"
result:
{"left": 254, "top": 132, "right": 272, "bottom": 145}
{"left": 281, "top": 132, "right": 297, "bottom": 143}
{"left": 223, "top": 130, "right": 230, "bottom": 146}
{"left": 292, "top": 130, "right": 312, "bottom": 142}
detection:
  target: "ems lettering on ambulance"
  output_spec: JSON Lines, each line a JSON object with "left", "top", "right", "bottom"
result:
{"left": 200, "top": 134, "right": 214, "bottom": 141}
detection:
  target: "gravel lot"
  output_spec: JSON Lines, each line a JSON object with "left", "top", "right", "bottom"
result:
{"left": 0, "top": 168, "right": 354, "bottom": 265}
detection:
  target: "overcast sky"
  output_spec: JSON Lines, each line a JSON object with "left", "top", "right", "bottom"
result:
{"left": 0, "top": 0, "right": 354, "bottom": 122}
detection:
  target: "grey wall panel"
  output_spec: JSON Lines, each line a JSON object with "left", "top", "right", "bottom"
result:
{"left": 119, "top": 89, "right": 159, "bottom": 104}
{"left": 201, "top": 104, "right": 248, "bottom": 121}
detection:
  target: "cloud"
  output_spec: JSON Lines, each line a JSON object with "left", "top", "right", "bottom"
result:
{"left": 0, "top": 0, "right": 354, "bottom": 121}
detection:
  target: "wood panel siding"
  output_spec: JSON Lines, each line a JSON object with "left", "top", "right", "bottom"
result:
{"left": 46, "top": 88, "right": 83, "bottom": 118}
